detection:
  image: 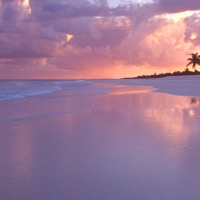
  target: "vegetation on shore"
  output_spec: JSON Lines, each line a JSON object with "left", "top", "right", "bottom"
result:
{"left": 124, "top": 69, "right": 200, "bottom": 79}
{"left": 124, "top": 53, "right": 200, "bottom": 79}
{"left": 186, "top": 53, "right": 200, "bottom": 70}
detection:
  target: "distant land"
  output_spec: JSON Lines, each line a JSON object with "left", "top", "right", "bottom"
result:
{"left": 124, "top": 69, "right": 200, "bottom": 79}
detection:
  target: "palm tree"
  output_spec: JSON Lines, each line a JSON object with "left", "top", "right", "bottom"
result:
{"left": 186, "top": 53, "right": 200, "bottom": 71}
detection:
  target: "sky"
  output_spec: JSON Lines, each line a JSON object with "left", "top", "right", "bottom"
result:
{"left": 0, "top": 0, "right": 200, "bottom": 79}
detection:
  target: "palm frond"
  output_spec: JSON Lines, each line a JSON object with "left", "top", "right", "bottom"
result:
{"left": 186, "top": 53, "right": 200, "bottom": 70}
{"left": 186, "top": 61, "right": 193, "bottom": 67}
{"left": 191, "top": 53, "right": 198, "bottom": 59}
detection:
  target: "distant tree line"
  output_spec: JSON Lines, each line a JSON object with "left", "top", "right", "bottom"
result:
{"left": 124, "top": 53, "right": 200, "bottom": 79}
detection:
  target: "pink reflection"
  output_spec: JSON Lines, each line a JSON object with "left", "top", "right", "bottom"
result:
{"left": 109, "top": 85, "right": 154, "bottom": 95}
{"left": 92, "top": 86, "right": 196, "bottom": 147}
{"left": 1, "top": 83, "right": 200, "bottom": 200}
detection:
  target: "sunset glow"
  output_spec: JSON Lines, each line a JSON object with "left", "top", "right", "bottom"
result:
{"left": 22, "top": 0, "right": 31, "bottom": 13}
{"left": 191, "top": 33, "right": 197, "bottom": 39}
{"left": 161, "top": 11, "right": 192, "bottom": 22}
{"left": 66, "top": 34, "right": 74, "bottom": 42}
{"left": 23, "top": 0, "right": 29, "bottom": 7}
{"left": 0, "top": 0, "right": 200, "bottom": 79}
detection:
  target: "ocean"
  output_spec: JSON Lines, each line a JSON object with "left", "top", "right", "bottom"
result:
{"left": 0, "top": 80, "right": 111, "bottom": 123}
{"left": 0, "top": 79, "right": 200, "bottom": 200}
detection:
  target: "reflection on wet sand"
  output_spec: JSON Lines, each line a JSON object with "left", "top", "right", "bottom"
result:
{"left": 191, "top": 98, "right": 200, "bottom": 105}
{"left": 109, "top": 85, "right": 155, "bottom": 95}
{"left": 99, "top": 89, "right": 193, "bottom": 146}
{"left": 1, "top": 84, "right": 200, "bottom": 200}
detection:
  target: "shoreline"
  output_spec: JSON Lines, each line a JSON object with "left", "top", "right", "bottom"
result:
{"left": 95, "top": 75, "right": 200, "bottom": 98}
{"left": 123, "top": 69, "right": 200, "bottom": 79}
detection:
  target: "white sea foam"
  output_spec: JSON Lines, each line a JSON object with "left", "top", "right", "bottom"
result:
{"left": 0, "top": 80, "right": 110, "bottom": 123}
{"left": 0, "top": 80, "right": 94, "bottom": 102}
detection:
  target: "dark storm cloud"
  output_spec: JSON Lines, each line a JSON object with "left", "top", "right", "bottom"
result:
{"left": 2, "top": 6, "right": 18, "bottom": 21}
{"left": 35, "top": 1, "right": 154, "bottom": 20}
{"left": 41, "top": 2, "right": 109, "bottom": 18}
{"left": 67, "top": 28, "right": 130, "bottom": 48}
{"left": 154, "top": 0, "right": 200, "bottom": 14}
{"left": 29, "top": 0, "right": 200, "bottom": 21}
{"left": 1, "top": 0, "right": 14, "bottom": 3}
{"left": 184, "top": 13, "right": 200, "bottom": 45}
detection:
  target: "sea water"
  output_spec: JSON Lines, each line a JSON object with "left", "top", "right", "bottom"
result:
{"left": 0, "top": 80, "right": 109, "bottom": 102}
{"left": 0, "top": 79, "right": 200, "bottom": 200}
{"left": 0, "top": 80, "right": 111, "bottom": 123}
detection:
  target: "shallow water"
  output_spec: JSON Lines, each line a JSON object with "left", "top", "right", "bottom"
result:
{"left": 0, "top": 81, "right": 200, "bottom": 200}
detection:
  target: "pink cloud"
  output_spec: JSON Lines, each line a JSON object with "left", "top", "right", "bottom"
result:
{"left": 0, "top": 0, "right": 200, "bottom": 78}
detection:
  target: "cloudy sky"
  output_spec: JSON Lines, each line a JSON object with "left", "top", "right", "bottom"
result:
{"left": 0, "top": 0, "right": 200, "bottom": 79}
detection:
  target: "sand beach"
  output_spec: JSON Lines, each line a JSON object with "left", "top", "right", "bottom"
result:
{"left": 0, "top": 76, "right": 200, "bottom": 200}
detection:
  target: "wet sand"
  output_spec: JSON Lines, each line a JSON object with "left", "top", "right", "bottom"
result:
{"left": 1, "top": 85, "right": 200, "bottom": 200}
